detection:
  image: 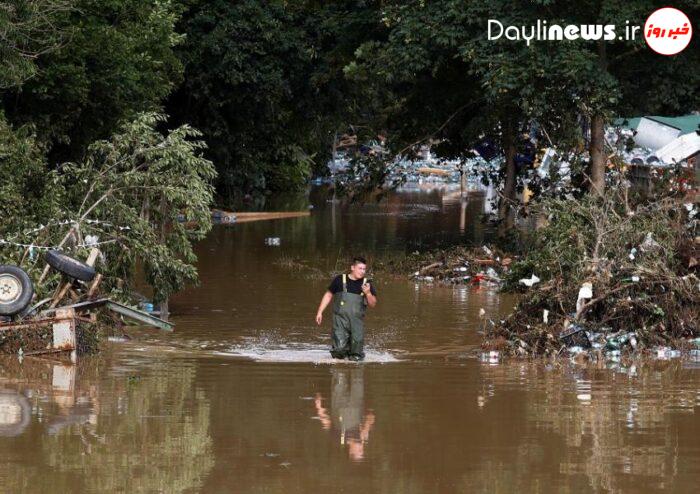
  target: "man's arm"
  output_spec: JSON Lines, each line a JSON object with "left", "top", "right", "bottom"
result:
{"left": 316, "top": 290, "right": 333, "bottom": 325}
{"left": 362, "top": 283, "right": 377, "bottom": 308}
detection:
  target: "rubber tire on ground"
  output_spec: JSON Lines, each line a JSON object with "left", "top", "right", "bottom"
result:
{"left": 0, "top": 265, "right": 34, "bottom": 316}
{"left": 45, "top": 250, "right": 96, "bottom": 282}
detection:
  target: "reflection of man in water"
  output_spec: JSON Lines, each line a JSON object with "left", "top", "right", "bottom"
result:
{"left": 314, "top": 368, "right": 375, "bottom": 461}
{"left": 315, "top": 257, "right": 378, "bottom": 361}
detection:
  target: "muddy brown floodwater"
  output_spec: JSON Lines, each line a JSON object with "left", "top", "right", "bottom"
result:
{"left": 1, "top": 185, "right": 700, "bottom": 493}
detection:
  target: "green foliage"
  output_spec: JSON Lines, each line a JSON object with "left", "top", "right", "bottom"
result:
{"left": 0, "top": 114, "right": 63, "bottom": 240}
{"left": 168, "top": 0, "right": 383, "bottom": 201}
{"left": 494, "top": 177, "right": 699, "bottom": 354}
{"left": 58, "top": 112, "right": 216, "bottom": 303}
{"left": 0, "top": 113, "right": 216, "bottom": 304}
{"left": 168, "top": 0, "right": 313, "bottom": 200}
{"left": 346, "top": 0, "right": 700, "bottom": 206}
{"left": 335, "top": 154, "right": 406, "bottom": 202}
{"left": 0, "top": 0, "right": 71, "bottom": 88}
{"left": 2, "top": 0, "right": 183, "bottom": 162}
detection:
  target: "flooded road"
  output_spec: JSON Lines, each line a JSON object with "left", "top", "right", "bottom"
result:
{"left": 1, "top": 186, "right": 700, "bottom": 493}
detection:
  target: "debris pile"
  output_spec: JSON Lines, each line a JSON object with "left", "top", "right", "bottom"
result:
{"left": 484, "top": 181, "right": 699, "bottom": 359}
{"left": 0, "top": 246, "right": 172, "bottom": 357}
{"left": 375, "top": 245, "right": 514, "bottom": 285}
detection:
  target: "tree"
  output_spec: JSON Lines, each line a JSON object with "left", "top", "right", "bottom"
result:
{"left": 0, "top": 0, "right": 71, "bottom": 88}
{"left": 1, "top": 0, "right": 183, "bottom": 163}
{"left": 58, "top": 112, "right": 216, "bottom": 304}
{"left": 0, "top": 113, "right": 62, "bottom": 238}
{"left": 347, "top": 0, "right": 700, "bottom": 230}
{"left": 168, "top": 0, "right": 384, "bottom": 203}
{"left": 1, "top": 113, "right": 216, "bottom": 306}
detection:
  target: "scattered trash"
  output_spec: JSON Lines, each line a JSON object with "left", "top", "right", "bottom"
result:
{"left": 559, "top": 324, "right": 591, "bottom": 349}
{"left": 485, "top": 267, "right": 499, "bottom": 281}
{"left": 398, "top": 245, "right": 513, "bottom": 285}
{"left": 655, "top": 347, "right": 681, "bottom": 360}
{"left": 567, "top": 345, "right": 585, "bottom": 355}
{"left": 576, "top": 282, "right": 593, "bottom": 315}
{"left": 519, "top": 274, "right": 540, "bottom": 287}
{"left": 640, "top": 232, "right": 661, "bottom": 252}
{"left": 480, "top": 350, "right": 500, "bottom": 365}
{"left": 265, "top": 237, "right": 281, "bottom": 246}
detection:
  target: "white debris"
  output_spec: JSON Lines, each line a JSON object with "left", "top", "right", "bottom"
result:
{"left": 640, "top": 232, "right": 660, "bottom": 252}
{"left": 655, "top": 347, "right": 681, "bottom": 360}
{"left": 576, "top": 282, "right": 593, "bottom": 314}
{"left": 485, "top": 267, "right": 500, "bottom": 281}
{"left": 84, "top": 235, "right": 99, "bottom": 247}
{"left": 519, "top": 274, "right": 540, "bottom": 287}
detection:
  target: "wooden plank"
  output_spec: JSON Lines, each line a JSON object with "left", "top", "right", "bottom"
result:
{"left": 85, "top": 248, "right": 100, "bottom": 267}
{"left": 417, "top": 167, "right": 450, "bottom": 176}
{"left": 231, "top": 211, "right": 310, "bottom": 223}
{"left": 87, "top": 273, "right": 103, "bottom": 297}
{"left": 49, "top": 281, "right": 73, "bottom": 309}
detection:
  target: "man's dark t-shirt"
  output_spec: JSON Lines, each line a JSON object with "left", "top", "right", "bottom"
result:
{"left": 328, "top": 275, "right": 377, "bottom": 296}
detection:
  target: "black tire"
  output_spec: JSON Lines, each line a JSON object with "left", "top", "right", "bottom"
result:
{"left": 0, "top": 265, "right": 34, "bottom": 316}
{"left": 45, "top": 250, "right": 96, "bottom": 282}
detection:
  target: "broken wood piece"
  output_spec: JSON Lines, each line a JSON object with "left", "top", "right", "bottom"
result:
{"left": 49, "top": 281, "right": 74, "bottom": 309}
{"left": 0, "top": 308, "right": 77, "bottom": 355}
{"left": 220, "top": 211, "right": 310, "bottom": 223}
{"left": 417, "top": 167, "right": 450, "bottom": 176}
{"left": 85, "top": 248, "right": 100, "bottom": 267}
{"left": 87, "top": 273, "right": 103, "bottom": 298}
{"left": 474, "top": 259, "right": 497, "bottom": 266}
{"left": 419, "top": 262, "right": 442, "bottom": 274}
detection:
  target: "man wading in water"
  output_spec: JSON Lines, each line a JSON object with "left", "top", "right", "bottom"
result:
{"left": 315, "top": 257, "right": 378, "bottom": 361}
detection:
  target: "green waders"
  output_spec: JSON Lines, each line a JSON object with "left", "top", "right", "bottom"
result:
{"left": 330, "top": 274, "right": 367, "bottom": 360}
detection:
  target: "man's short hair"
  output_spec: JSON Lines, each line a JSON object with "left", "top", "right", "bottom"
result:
{"left": 352, "top": 256, "right": 367, "bottom": 265}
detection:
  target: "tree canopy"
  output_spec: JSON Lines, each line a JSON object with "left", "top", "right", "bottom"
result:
{"left": 0, "top": 0, "right": 698, "bottom": 297}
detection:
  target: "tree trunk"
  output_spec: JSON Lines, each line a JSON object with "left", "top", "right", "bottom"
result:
{"left": 589, "top": 113, "right": 606, "bottom": 195}
{"left": 498, "top": 122, "right": 517, "bottom": 238}
{"left": 588, "top": 40, "right": 607, "bottom": 196}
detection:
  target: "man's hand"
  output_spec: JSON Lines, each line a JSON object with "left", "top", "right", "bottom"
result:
{"left": 361, "top": 282, "right": 371, "bottom": 294}
{"left": 316, "top": 290, "right": 332, "bottom": 325}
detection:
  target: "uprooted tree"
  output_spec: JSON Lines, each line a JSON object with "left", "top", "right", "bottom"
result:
{"left": 486, "top": 170, "right": 699, "bottom": 357}
{"left": 0, "top": 112, "right": 216, "bottom": 307}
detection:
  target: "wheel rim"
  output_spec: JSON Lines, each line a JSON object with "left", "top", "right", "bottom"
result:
{"left": 0, "top": 274, "right": 22, "bottom": 304}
